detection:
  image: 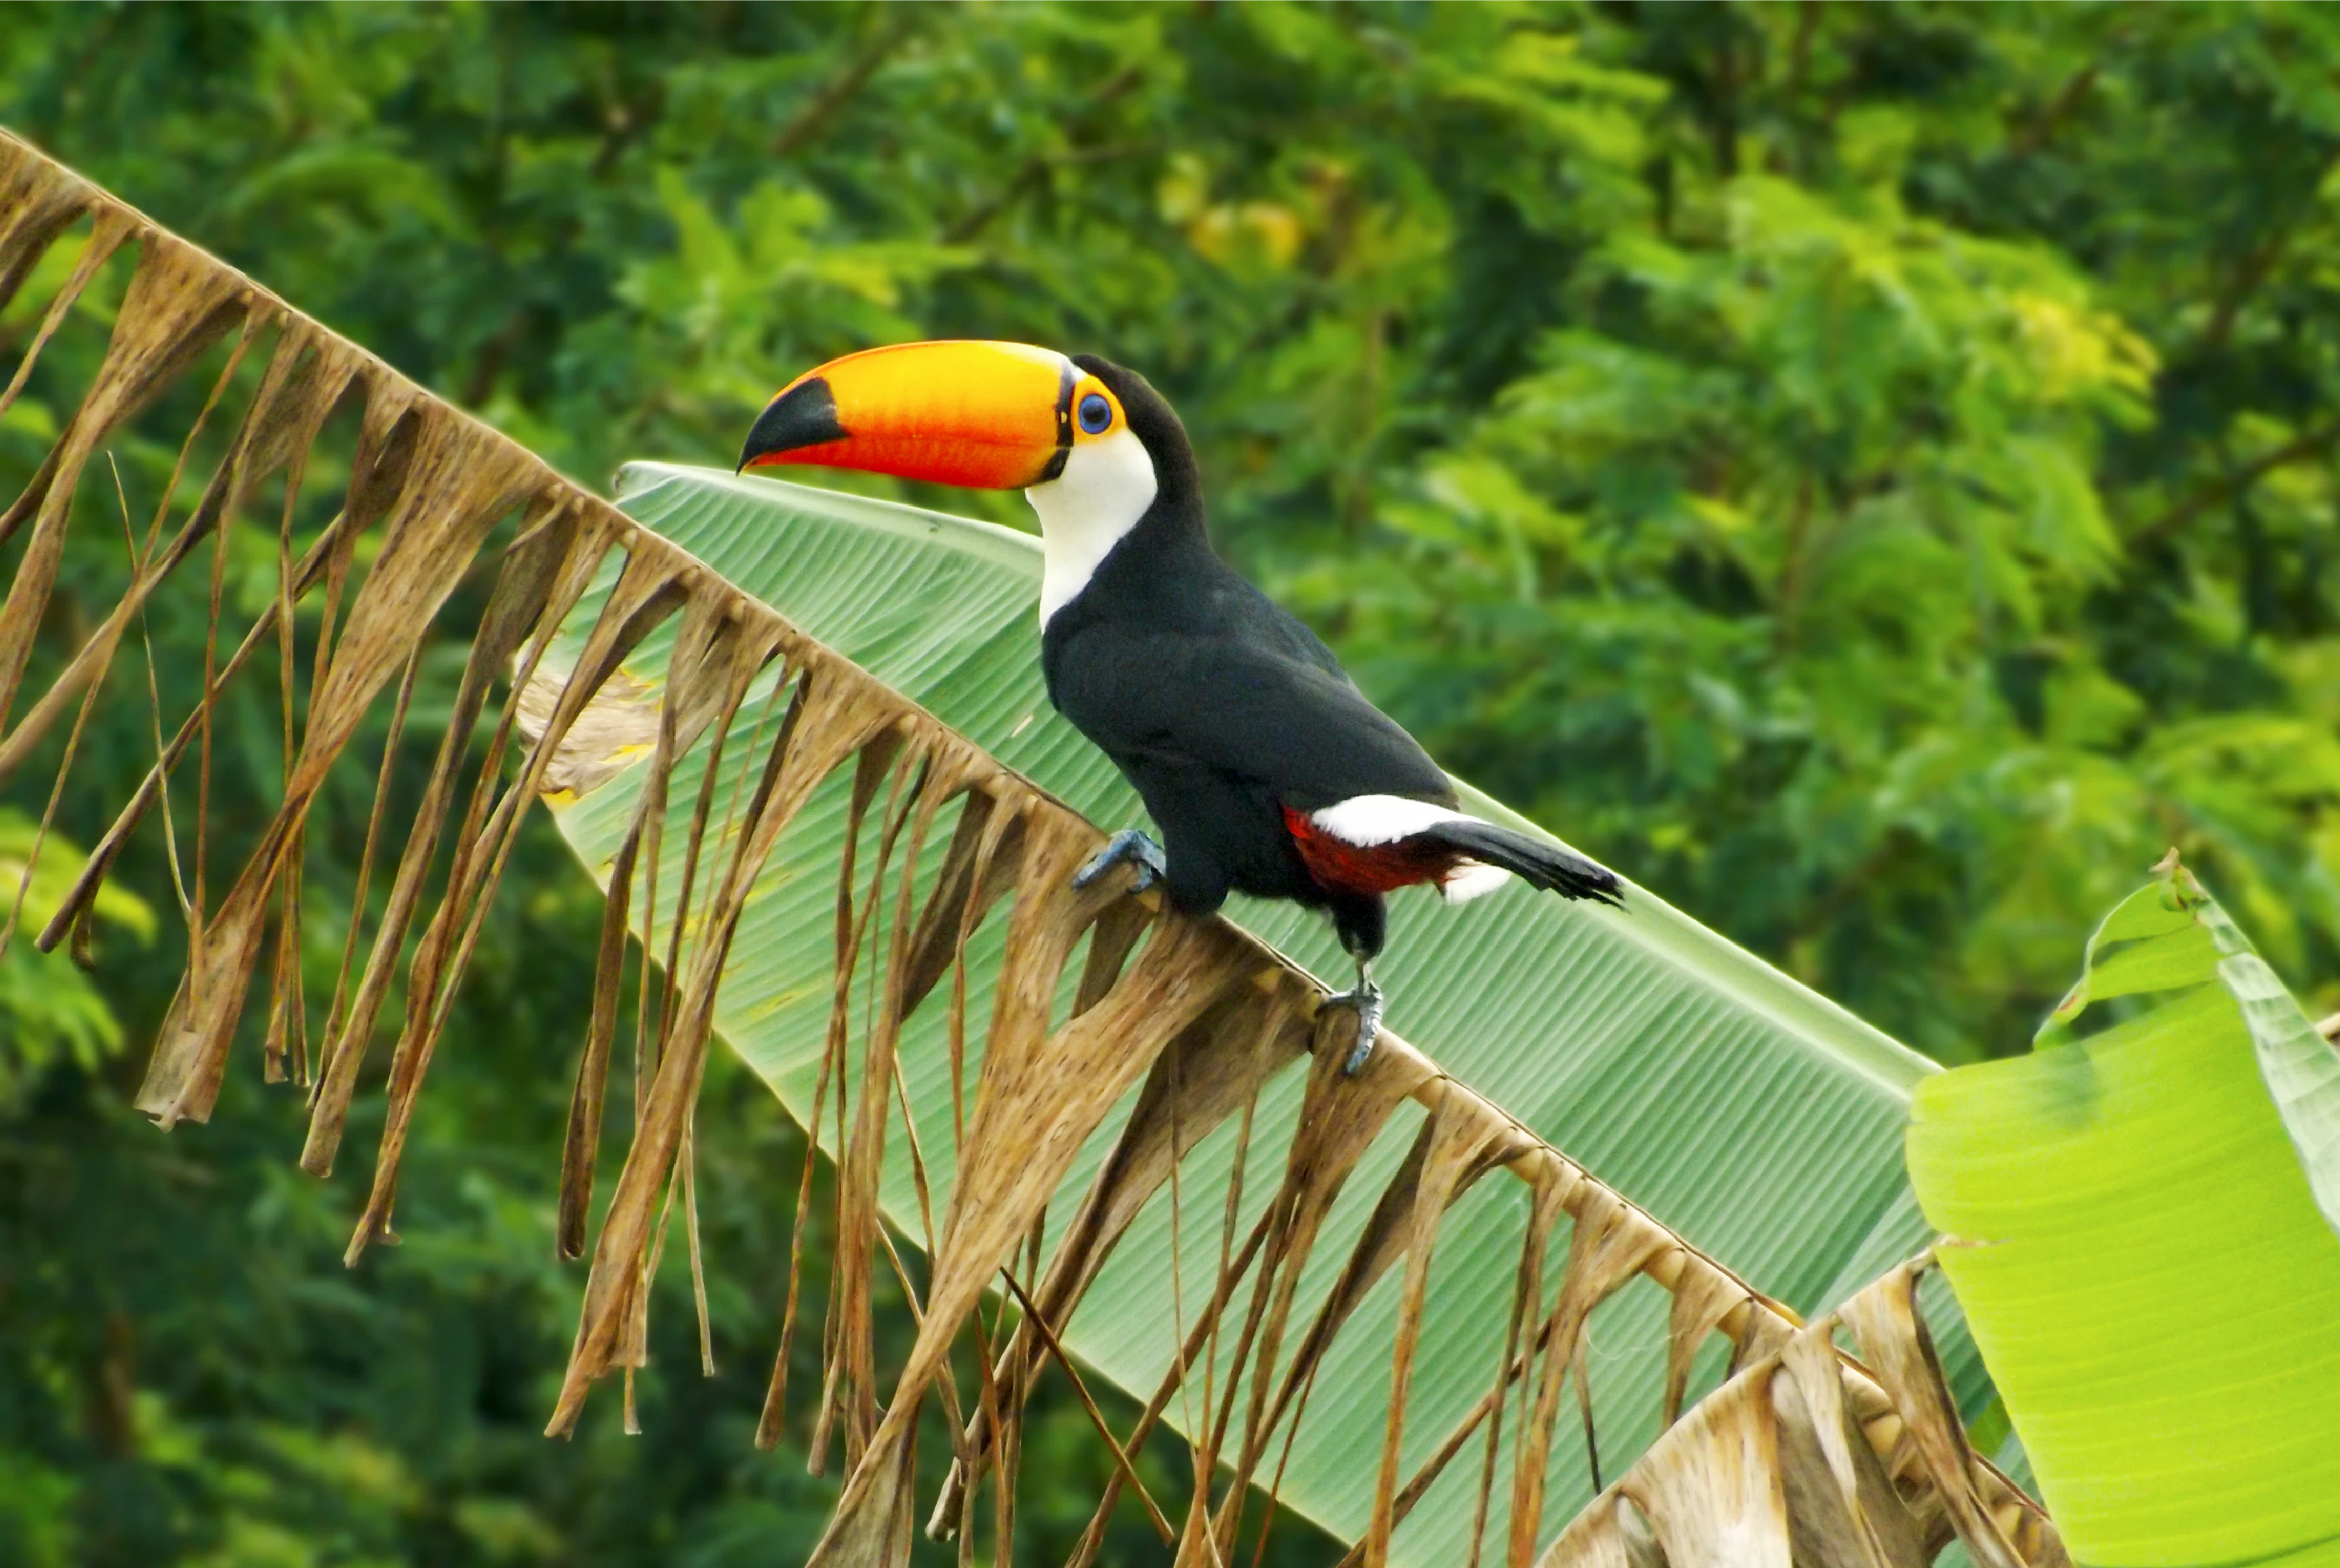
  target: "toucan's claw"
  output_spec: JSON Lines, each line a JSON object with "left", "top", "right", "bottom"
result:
{"left": 1075, "top": 828, "right": 1165, "bottom": 895}
{"left": 1332, "top": 979, "right": 1385, "bottom": 1076}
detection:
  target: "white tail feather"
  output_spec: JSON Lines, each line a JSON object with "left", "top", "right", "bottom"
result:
{"left": 1438, "top": 862, "right": 1512, "bottom": 904}
{"left": 1310, "top": 793, "right": 1475, "bottom": 847}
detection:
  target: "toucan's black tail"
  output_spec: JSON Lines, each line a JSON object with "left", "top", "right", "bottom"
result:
{"left": 1418, "top": 819, "right": 1624, "bottom": 907}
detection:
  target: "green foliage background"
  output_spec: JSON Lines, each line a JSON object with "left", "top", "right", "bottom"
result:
{"left": 4, "top": 3, "right": 2339, "bottom": 1563}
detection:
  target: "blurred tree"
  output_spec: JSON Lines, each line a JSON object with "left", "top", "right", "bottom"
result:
{"left": 3, "top": 1, "right": 2338, "bottom": 1562}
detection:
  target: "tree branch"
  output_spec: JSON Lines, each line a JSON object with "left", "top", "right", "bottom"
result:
{"left": 940, "top": 61, "right": 1146, "bottom": 245}
{"left": 770, "top": 7, "right": 918, "bottom": 160}
{"left": 2187, "top": 146, "right": 2340, "bottom": 360}
{"left": 2008, "top": 61, "right": 2100, "bottom": 161}
{"left": 1782, "top": 0, "right": 1822, "bottom": 111}
{"left": 2126, "top": 413, "right": 2340, "bottom": 553}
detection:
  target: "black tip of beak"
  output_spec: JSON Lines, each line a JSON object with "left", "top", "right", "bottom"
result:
{"left": 737, "top": 376, "right": 848, "bottom": 472}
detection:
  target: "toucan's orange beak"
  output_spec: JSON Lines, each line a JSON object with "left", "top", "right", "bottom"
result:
{"left": 738, "top": 340, "right": 1075, "bottom": 489}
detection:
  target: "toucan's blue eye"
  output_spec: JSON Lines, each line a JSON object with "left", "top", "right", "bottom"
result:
{"left": 1077, "top": 392, "right": 1112, "bottom": 434}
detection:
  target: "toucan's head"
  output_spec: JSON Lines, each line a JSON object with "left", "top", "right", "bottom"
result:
{"left": 738, "top": 340, "right": 1200, "bottom": 623}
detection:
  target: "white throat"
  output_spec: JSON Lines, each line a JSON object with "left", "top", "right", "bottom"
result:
{"left": 1026, "top": 427, "right": 1159, "bottom": 626}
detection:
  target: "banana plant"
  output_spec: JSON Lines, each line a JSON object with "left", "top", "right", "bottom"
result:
{"left": 1909, "top": 857, "right": 2340, "bottom": 1568}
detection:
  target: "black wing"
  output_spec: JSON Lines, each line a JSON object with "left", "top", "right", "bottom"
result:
{"left": 1047, "top": 622, "right": 1454, "bottom": 812}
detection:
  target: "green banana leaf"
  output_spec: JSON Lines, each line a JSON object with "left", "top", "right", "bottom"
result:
{"left": 1908, "top": 862, "right": 2340, "bottom": 1567}
{"left": 546, "top": 462, "right": 1956, "bottom": 1560}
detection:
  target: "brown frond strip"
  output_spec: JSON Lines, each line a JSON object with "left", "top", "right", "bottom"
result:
{"left": 305, "top": 501, "right": 606, "bottom": 1175}
{"left": 557, "top": 590, "right": 780, "bottom": 1259}
{"left": 927, "top": 968, "right": 1303, "bottom": 1542}
{"left": 1507, "top": 1186, "right": 1671, "bottom": 1564}
{"left": 0, "top": 231, "right": 248, "bottom": 738}
{"left": 1773, "top": 1328, "right": 1926, "bottom": 1567}
{"left": 1624, "top": 1363, "right": 1796, "bottom": 1567}
{"left": 0, "top": 204, "right": 134, "bottom": 469}
{"left": 1362, "top": 1091, "right": 1515, "bottom": 1567}
{"left": 806, "top": 873, "right": 1249, "bottom": 1567}
{"left": 0, "top": 318, "right": 345, "bottom": 783}
{"left": 1469, "top": 1166, "right": 1571, "bottom": 1568}
{"left": 0, "top": 153, "right": 102, "bottom": 321}
{"left": 1238, "top": 1019, "right": 1437, "bottom": 1450}
{"left": 999, "top": 1267, "right": 1177, "bottom": 1545}
{"left": 0, "top": 127, "right": 2065, "bottom": 1568}
{"left": 1663, "top": 1248, "right": 1751, "bottom": 1430}
{"left": 34, "top": 487, "right": 371, "bottom": 954}
{"left": 1535, "top": 1261, "right": 2065, "bottom": 1568}
{"left": 553, "top": 664, "right": 892, "bottom": 1435}
{"left": 1836, "top": 1262, "right": 2035, "bottom": 1568}
{"left": 823, "top": 735, "right": 927, "bottom": 1470}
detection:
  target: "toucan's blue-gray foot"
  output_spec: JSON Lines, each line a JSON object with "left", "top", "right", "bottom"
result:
{"left": 1332, "top": 967, "right": 1384, "bottom": 1076}
{"left": 1076, "top": 828, "right": 1166, "bottom": 895}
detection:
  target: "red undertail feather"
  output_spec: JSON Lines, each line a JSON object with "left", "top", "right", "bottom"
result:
{"left": 1281, "top": 805, "right": 1463, "bottom": 896}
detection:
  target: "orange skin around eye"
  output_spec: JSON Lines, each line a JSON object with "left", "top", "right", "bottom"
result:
{"left": 1074, "top": 388, "right": 1116, "bottom": 435}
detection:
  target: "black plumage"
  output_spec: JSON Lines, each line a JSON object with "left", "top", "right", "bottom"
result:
{"left": 1039, "top": 357, "right": 1620, "bottom": 974}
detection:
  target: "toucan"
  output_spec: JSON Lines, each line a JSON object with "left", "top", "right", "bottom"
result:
{"left": 738, "top": 341, "right": 1622, "bottom": 1071}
